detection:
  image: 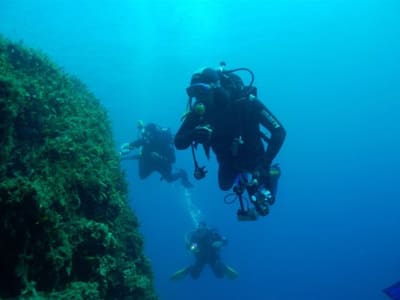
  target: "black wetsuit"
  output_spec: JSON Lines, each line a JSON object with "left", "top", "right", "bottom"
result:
{"left": 187, "top": 228, "right": 228, "bottom": 279}
{"left": 130, "top": 125, "right": 192, "bottom": 188}
{"left": 175, "top": 95, "right": 285, "bottom": 191}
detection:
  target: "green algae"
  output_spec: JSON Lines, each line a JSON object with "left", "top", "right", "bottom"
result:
{"left": 0, "top": 35, "right": 158, "bottom": 300}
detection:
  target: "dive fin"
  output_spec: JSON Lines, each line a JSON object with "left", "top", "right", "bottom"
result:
{"left": 383, "top": 281, "right": 400, "bottom": 299}
{"left": 224, "top": 265, "right": 239, "bottom": 280}
{"left": 170, "top": 267, "right": 190, "bottom": 281}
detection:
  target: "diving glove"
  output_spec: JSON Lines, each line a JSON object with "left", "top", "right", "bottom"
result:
{"left": 211, "top": 241, "right": 224, "bottom": 248}
{"left": 192, "top": 125, "right": 213, "bottom": 144}
{"left": 120, "top": 142, "right": 131, "bottom": 155}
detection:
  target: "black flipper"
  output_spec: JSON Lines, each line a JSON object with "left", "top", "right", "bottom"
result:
{"left": 383, "top": 281, "right": 400, "bottom": 300}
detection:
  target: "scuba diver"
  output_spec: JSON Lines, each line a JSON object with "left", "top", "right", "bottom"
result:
{"left": 120, "top": 121, "right": 193, "bottom": 189}
{"left": 174, "top": 62, "right": 286, "bottom": 220}
{"left": 170, "top": 222, "right": 238, "bottom": 280}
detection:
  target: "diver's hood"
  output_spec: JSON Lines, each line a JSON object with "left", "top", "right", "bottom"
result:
{"left": 190, "top": 67, "right": 220, "bottom": 85}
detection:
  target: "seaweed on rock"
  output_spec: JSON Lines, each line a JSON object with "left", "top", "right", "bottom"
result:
{"left": 0, "top": 35, "right": 158, "bottom": 300}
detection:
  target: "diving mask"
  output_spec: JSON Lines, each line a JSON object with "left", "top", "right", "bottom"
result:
{"left": 186, "top": 83, "right": 214, "bottom": 99}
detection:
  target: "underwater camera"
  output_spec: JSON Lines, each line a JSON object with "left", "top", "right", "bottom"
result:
{"left": 194, "top": 165, "right": 207, "bottom": 180}
{"left": 237, "top": 208, "right": 258, "bottom": 221}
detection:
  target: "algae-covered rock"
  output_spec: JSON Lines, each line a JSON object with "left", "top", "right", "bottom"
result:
{"left": 0, "top": 35, "right": 158, "bottom": 300}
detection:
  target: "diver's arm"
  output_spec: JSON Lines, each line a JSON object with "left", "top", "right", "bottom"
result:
{"left": 129, "top": 138, "right": 144, "bottom": 149}
{"left": 256, "top": 100, "right": 286, "bottom": 165}
{"left": 211, "top": 233, "right": 228, "bottom": 248}
{"left": 174, "top": 113, "right": 200, "bottom": 150}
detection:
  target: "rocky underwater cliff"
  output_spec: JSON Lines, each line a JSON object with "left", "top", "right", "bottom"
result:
{"left": 0, "top": 35, "right": 158, "bottom": 300}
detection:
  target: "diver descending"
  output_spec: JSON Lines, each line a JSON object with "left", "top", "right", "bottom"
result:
{"left": 170, "top": 222, "right": 238, "bottom": 280}
{"left": 175, "top": 62, "right": 286, "bottom": 221}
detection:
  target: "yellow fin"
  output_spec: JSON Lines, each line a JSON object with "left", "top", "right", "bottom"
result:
{"left": 170, "top": 267, "right": 190, "bottom": 281}
{"left": 224, "top": 265, "right": 239, "bottom": 280}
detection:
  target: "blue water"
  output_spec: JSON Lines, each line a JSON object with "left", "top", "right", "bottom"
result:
{"left": 1, "top": 1, "right": 399, "bottom": 299}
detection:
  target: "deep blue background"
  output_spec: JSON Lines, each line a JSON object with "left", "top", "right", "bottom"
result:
{"left": 1, "top": 1, "right": 399, "bottom": 299}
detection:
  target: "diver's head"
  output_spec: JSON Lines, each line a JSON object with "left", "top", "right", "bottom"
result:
{"left": 142, "top": 123, "right": 158, "bottom": 139}
{"left": 198, "top": 221, "right": 207, "bottom": 229}
{"left": 187, "top": 67, "right": 230, "bottom": 108}
{"left": 145, "top": 123, "right": 157, "bottom": 132}
{"left": 190, "top": 67, "right": 220, "bottom": 85}
{"left": 186, "top": 67, "right": 220, "bottom": 101}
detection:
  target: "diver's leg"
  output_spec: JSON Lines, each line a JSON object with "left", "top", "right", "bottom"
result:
{"left": 189, "top": 259, "right": 205, "bottom": 280}
{"left": 210, "top": 260, "right": 225, "bottom": 278}
{"left": 177, "top": 168, "right": 193, "bottom": 188}
{"left": 160, "top": 164, "right": 193, "bottom": 188}
{"left": 268, "top": 164, "right": 281, "bottom": 198}
{"left": 158, "top": 163, "right": 179, "bottom": 182}
{"left": 257, "top": 163, "right": 281, "bottom": 204}
{"left": 138, "top": 158, "right": 154, "bottom": 179}
{"left": 218, "top": 162, "right": 237, "bottom": 191}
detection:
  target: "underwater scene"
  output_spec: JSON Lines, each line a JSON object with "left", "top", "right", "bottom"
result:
{"left": 0, "top": 0, "right": 399, "bottom": 299}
